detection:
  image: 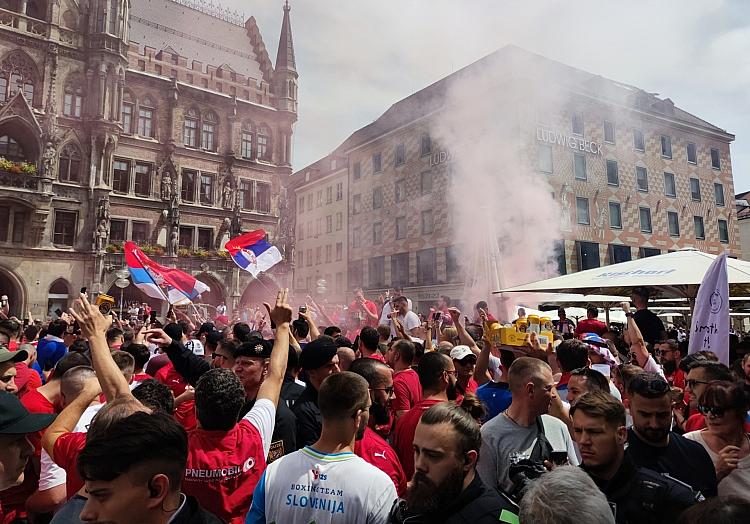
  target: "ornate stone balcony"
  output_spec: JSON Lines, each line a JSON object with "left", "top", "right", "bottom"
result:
{"left": 0, "top": 168, "right": 39, "bottom": 190}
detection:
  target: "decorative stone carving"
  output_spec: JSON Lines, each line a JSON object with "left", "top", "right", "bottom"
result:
{"left": 41, "top": 141, "right": 57, "bottom": 178}
{"left": 222, "top": 177, "right": 233, "bottom": 209}
{"left": 161, "top": 171, "right": 173, "bottom": 200}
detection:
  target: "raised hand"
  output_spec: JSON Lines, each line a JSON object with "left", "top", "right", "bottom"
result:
{"left": 144, "top": 328, "right": 173, "bottom": 347}
{"left": 263, "top": 288, "right": 293, "bottom": 328}
{"left": 447, "top": 307, "right": 461, "bottom": 324}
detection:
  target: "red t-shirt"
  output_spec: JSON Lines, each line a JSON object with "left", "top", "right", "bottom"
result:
{"left": 392, "top": 368, "right": 422, "bottom": 414}
{"left": 132, "top": 372, "right": 153, "bottom": 384}
{"left": 392, "top": 398, "right": 443, "bottom": 478}
{"left": 367, "top": 352, "right": 387, "bottom": 364}
{"left": 575, "top": 318, "right": 608, "bottom": 336}
{"left": 52, "top": 431, "right": 87, "bottom": 497}
{"left": 20, "top": 388, "right": 55, "bottom": 456}
{"left": 355, "top": 427, "right": 407, "bottom": 496}
{"left": 666, "top": 368, "right": 686, "bottom": 390}
{"left": 348, "top": 300, "right": 379, "bottom": 328}
{"left": 183, "top": 420, "right": 267, "bottom": 524}
{"left": 455, "top": 378, "right": 479, "bottom": 405}
{"left": 154, "top": 362, "right": 197, "bottom": 431}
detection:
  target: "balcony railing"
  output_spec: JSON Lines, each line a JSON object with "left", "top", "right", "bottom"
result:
{"left": 103, "top": 252, "right": 234, "bottom": 275}
{"left": 0, "top": 169, "right": 39, "bottom": 190}
{"left": 0, "top": 8, "right": 48, "bottom": 38}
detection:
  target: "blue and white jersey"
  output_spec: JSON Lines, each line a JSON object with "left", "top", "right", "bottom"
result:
{"left": 246, "top": 446, "right": 396, "bottom": 524}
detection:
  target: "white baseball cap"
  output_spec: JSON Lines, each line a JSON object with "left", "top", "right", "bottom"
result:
{"left": 450, "top": 345, "right": 475, "bottom": 361}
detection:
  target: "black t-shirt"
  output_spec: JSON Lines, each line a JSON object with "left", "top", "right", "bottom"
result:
{"left": 626, "top": 428, "right": 717, "bottom": 497}
{"left": 632, "top": 309, "right": 665, "bottom": 346}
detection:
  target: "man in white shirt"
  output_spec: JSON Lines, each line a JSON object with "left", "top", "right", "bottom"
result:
{"left": 389, "top": 296, "right": 421, "bottom": 338}
{"left": 379, "top": 288, "right": 412, "bottom": 325}
{"left": 247, "top": 371, "right": 396, "bottom": 524}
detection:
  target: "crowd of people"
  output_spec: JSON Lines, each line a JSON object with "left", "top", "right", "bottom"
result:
{"left": 0, "top": 285, "right": 749, "bottom": 523}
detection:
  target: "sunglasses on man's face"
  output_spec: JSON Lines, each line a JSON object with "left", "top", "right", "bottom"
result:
{"left": 698, "top": 405, "right": 727, "bottom": 418}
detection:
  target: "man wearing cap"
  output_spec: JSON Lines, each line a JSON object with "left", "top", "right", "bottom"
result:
{"left": 0, "top": 391, "right": 55, "bottom": 520}
{"left": 451, "top": 345, "right": 479, "bottom": 399}
{"left": 0, "top": 345, "right": 26, "bottom": 395}
{"left": 575, "top": 306, "right": 607, "bottom": 337}
{"left": 629, "top": 287, "right": 667, "bottom": 348}
{"left": 292, "top": 335, "right": 340, "bottom": 448}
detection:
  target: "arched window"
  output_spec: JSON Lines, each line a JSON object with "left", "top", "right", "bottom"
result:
{"left": 137, "top": 95, "right": 155, "bottom": 138}
{"left": 257, "top": 124, "right": 271, "bottom": 161}
{"left": 58, "top": 143, "right": 81, "bottom": 182}
{"left": 25, "top": 0, "right": 47, "bottom": 20}
{"left": 0, "top": 135, "right": 25, "bottom": 161}
{"left": 63, "top": 83, "right": 83, "bottom": 117}
{"left": 108, "top": 0, "right": 119, "bottom": 35}
{"left": 0, "top": 51, "right": 37, "bottom": 105}
{"left": 201, "top": 111, "right": 217, "bottom": 151}
{"left": 240, "top": 121, "right": 253, "bottom": 159}
{"left": 121, "top": 90, "right": 134, "bottom": 133}
{"left": 183, "top": 107, "right": 198, "bottom": 148}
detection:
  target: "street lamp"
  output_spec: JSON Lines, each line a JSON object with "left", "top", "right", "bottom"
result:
{"left": 114, "top": 268, "right": 131, "bottom": 316}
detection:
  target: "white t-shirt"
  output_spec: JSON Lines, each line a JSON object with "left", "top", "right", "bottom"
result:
{"left": 39, "top": 403, "right": 104, "bottom": 491}
{"left": 185, "top": 338, "right": 205, "bottom": 357}
{"left": 684, "top": 430, "right": 750, "bottom": 499}
{"left": 247, "top": 446, "right": 396, "bottom": 524}
{"left": 379, "top": 298, "right": 413, "bottom": 324}
{"left": 389, "top": 311, "right": 421, "bottom": 338}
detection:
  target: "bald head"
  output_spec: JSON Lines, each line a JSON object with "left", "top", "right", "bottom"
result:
{"left": 336, "top": 347, "right": 356, "bottom": 372}
{"left": 508, "top": 357, "right": 552, "bottom": 393}
{"left": 60, "top": 366, "right": 97, "bottom": 407}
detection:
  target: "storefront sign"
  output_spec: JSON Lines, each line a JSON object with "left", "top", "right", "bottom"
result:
{"left": 429, "top": 150, "right": 453, "bottom": 166}
{"left": 536, "top": 127, "right": 602, "bottom": 155}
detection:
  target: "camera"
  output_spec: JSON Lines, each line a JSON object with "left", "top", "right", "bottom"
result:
{"left": 299, "top": 305, "right": 307, "bottom": 314}
{"left": 95, "top": 294, "right": 115, "bottom": 315}
{"left": 507, "top": 453, "right": 548, "bottom": 502}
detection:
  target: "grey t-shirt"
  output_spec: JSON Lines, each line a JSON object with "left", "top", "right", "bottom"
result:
{"left": 477, "top": 412, "right": 579, "bottom": 493}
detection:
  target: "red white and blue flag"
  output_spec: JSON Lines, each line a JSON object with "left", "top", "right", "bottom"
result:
{"left": 224, "top": 229, "right": 282, "bottom": 277}
{"left": 124, "top": 241, "right": 210, "bottom": 305}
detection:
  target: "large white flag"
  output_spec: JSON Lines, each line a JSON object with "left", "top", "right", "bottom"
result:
{"left": 688, "top": 252, "right": 729, "bottom": 364}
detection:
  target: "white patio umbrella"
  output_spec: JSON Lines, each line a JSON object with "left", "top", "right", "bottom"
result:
{"left": 497, "top": 248, "right": 750, "bottom": 301}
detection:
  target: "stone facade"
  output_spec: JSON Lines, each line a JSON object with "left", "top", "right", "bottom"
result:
{"left": 0, "top": 0, "right": 297, "bottom": 318}
{"left": 291, "top": 46, "right": 739, "bottom": 314}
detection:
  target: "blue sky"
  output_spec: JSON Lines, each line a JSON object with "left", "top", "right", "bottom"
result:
{"left": 230, "top": 0, "right": 750, "bottom": 191}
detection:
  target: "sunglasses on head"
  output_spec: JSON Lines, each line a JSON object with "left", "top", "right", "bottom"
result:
{"left": 698, "top": 405, "right": 727, "bottom": 417}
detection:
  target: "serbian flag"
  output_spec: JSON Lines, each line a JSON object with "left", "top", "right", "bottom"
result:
{"left": 224, "top": 229, "right": 282, "bottom": 277}
{"left": 124, "top": 242, "right": 210, "bottom": 305}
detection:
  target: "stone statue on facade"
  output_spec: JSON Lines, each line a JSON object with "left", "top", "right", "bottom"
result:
{"left": 97, "top": 196, "right": 110, "bottom": 224}
{"left": 230, "top": 205, "right": 242, "bottom": 238}
{"left": 169, "top": 225, "right": 179, "bottom": 257}
{"left": 222, "top": 178, "right": 233, "bottom": 209}
{"left": 94, "top": 219, "right": 108, "bottom": 253}
{"left": 560, "top": 191, "right": 572, "bottom": 232}
{"left": 161, "top": 172, "right": 173, "bottom": 201}
{"left": 41, "top": 142, "right": 56, "bottom": 178}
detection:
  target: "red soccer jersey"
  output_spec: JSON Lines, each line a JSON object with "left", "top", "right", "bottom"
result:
{"left": 348, "top": 300, "right": 379, "bottom": 328}
{"left": 367, "top": 352, "right": 387, "bottom": 364}
{"left": 154, "top": 362, "right": 197, "bottom": 431}
{"left": 392, "top": 368, "right": 422, "bottom": 414}
{"left": 52, "top": 431, "right": 87, "bottom": 497}
{"left": 183, "top": 420, "right": 267, "bottom": 524}
{"left": 355, "top": 426, "right": 407, "bottom": 496}
{"left": 575, "top": 318, "right": 608, "bottom": 336}
{"left": 20, "top": 388, "right": 55, "bottom": 456}
{"left": 132, "top": 372, "right": 153, "bottom": 384}
{"left": 392, "top": 398, "right": 443, "bottom": 478}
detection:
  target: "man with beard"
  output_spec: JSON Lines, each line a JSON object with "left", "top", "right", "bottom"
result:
{"left": 625, "top": 371, "right": 718, "bottom": 497}
{"left": 573, "top": 391, "right": 700, "bottom": 523}
{"left": 477, "top": 357, "right": 578, "bottom": 495}
{"left": 349, "top": 358, "right": 407, "bottom": 496}
{"left": 389, "top": 402, "right": 518, "bottom": 524}
{"left": 392, "top": 352, "right": 457, "bottom": 478}
{"left": 247, "top": 372, "right": 396, "bottom": 524}
{"left": 657, "top": 339, "right": 685, "bottom": 388}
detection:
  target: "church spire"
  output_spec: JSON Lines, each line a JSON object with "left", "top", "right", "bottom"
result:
{"left": 275, "top": 0, "right": 296, "bottom": 73}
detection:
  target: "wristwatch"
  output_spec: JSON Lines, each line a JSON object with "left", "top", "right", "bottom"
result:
{"left": 625, "top": 312, "right": 634, "bottom": 318}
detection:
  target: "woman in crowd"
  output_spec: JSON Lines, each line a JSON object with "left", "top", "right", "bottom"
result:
{"left": 684, "top": 380, "right": 750, "bottom": 498}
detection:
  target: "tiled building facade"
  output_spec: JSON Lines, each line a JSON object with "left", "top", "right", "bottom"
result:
{"left": 0, "top": 0, "right": 297, "bottom": 318}
{"left": 292, "top": 46, "right": 738, "bottom": 313}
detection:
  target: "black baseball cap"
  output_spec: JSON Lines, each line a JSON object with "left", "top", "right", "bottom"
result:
{"left": 0, "top": 391, "right": 56, "bottom": 434}
{"left": 299, "top": 336, "right": 338, "bottom": 370}
{"left": 0, "top": 345, "right": 28, "bottom": 365}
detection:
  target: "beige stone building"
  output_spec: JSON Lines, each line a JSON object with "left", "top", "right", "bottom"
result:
{"left": 292, "top": 46, "right": 739, "bottom": 313}
{"left": 0, "top": 0, "right": 297, "bottom": 318}
{"left": 290, "top": 154, "right": 348, "bottom": 304}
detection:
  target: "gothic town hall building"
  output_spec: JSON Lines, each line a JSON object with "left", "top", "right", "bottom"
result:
{"left": 0, "top": 0, "right": 297, "bottom": 318}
